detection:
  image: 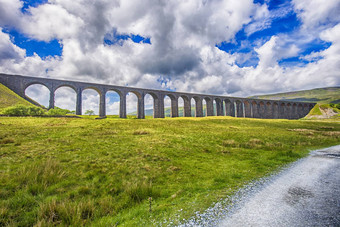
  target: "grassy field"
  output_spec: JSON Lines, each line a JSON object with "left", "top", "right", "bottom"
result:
{"left": 0, "top": 116, "right": 339, "bottom": 226}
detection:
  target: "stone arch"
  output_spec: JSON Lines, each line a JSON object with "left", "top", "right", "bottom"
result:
{"left": 82, "top": 88, "right": 100, "bottom": 115}
{"left": 24, "top": 81, "right": 50, "bottom": 92}
{"left": 243, "top": 100, "right": 251, "bottom": 118}
{"left": 286, "top": 103, "right": 292, "bottom": 119}
{"left": 298, "top": 103, "right": 304, "bottom": 118}
{"left": 55, "top": 84, "right": 77, "bottom": 93}
{"left": 251, "top": 101, "right": 258, "bottom": 118}
{"left": 164, "top": 95, "right": 172, "bottom": 117}
{"left": 273, "top": 102, "right": 279, "bottom": 119}
{"left": 265, "top": 102, "right": 272, "bottom": 119}
{"left": 180, "top": 95, "right": 191, "bottom": 117}
{"left": 279, "top": 103, "right": 286, "bottom": 118}
{"left": 54, "top": 86, "right": 77, "bottom": 112}
{"left": 225, "top": 99, "right": 235, "bottom": 117}
{"left": 192, "top": 96, "right": 203, "bottom": 117}
{"left": 82, "top": 86, "right": 102, "bottom": 95}
{"left": 24, "top": 83, "right": 51, "bottom": 108}
{"left": 235, "top": 100, "right": 243, "bottom": 117}
{"left": 204, "top": 97, "right": 213, "bottom": 116}
{"left": 144, "top": 93, "right": 156, "bottom": 118}
{"left": 258, "top": 101, "right": 265, "bottom": 118}
{"left": 214, "top": 98, "right": 223, "bottom": 116}
{"left": 106, "top": 89, "right": 121, "bottom": 116}
{"left": 126, "top": 91, "right": 143, "bottom": 118}
{"left": 177, "top": 96, "right": 184, "bottom": 117}
{"left": 167, "top": 94, "right": 179, "bottom": 117}
{"left": 292, "top": 103, "right": 298, "bottom": 119}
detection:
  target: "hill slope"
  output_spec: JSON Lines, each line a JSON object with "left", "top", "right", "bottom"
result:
{"left": 250, "top": 87, "right": 340, "bottom": 104}
{"left": 0, "top": 83, "right": 35, "bottom": 111}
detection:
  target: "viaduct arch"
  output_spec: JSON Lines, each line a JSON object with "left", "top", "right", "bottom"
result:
{"left": 0, "top": 73, "right": 315, "bottom": 119}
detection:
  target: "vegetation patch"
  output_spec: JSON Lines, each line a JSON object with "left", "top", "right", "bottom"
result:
{"left": 0, "top": 116, "right": 339, "bottom": 226}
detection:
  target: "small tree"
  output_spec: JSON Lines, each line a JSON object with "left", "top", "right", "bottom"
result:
{"left": 85, "top": 110, "right": 95, "bottom": 116}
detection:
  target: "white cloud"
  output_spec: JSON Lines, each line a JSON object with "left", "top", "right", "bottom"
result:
{"left": 293, "top": 0, "right": 340, "bottom": 30}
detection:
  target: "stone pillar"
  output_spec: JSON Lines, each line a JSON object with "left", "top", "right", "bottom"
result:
{"left": 206, "top": 99, "right": 214, "bottom": 116}
{"left": 225, "top": 101, "right": 234, "bottom": 117}
{"left": 153, "top": 94, "right": 164, "bottom": 118}
{"left": 159, "top": 95, "right": 165, "bottom": 118}
{"left": 137, "top": 94, "right": 145, "bottom": 119}
{"left": 99, "top": 91, "right": 106, "bottom": 118}
{"left": 49, "top": 88, "right": 55, "bottom": 109}
{"left": 195, "top": 98, "right": 203, "bottom": 117}
{"left": 279, "top": 104, "right": 285, "bottom": 119}
{"left": 236, "top": 102, "right": 243, "bottom": 117}
{"left": 119, "top": 92, "right": 127, "bottom": 118}
{"left": 292, "top": 104, "right": 298, "bottom": 119}
{"left": 76, "top": 88, "right": 82, "bottom": 115}
{"left": 171, "top": 98, "right": 179, "bottom": 117}
{"left": 265, "top": 103, "right": 272, "bottom": 119}
{"left": 252, "top": 102, "right": 259, "bottom": 118}
{"left": 183, "top": 98, "right": 191, "bottom": 117}
{"left": 216, "top": 100, "right": 223, "bottom": 116}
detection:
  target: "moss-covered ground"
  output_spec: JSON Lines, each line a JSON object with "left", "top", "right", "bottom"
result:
{"left": 0, "top": 116, "right": 339, "bottom": 226}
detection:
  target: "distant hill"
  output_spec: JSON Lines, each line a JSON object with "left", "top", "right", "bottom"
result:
{"left": 249, "top": 87, "right": 340, "bottom": 104}
{"left": 0, "top": 83, "right": 36, "bottom": 111}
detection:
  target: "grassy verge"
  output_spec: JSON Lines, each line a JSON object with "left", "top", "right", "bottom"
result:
{"left": 0, "top": 116, "right": 339, "bottom": 226}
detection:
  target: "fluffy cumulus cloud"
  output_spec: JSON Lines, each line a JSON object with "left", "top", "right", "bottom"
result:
{"left": 0, "top": 0, "right": 339, "bottom": 113}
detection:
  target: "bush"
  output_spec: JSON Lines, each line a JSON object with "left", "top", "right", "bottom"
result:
{"left": 2, "top": 105, "right": 45, "bottom": 116}
{"left": 336, "top": 104, "right": 340, "bottom": 109}
{"left": 47, "top": 107, "right": 71, "bottom": 116}
{"left": 330, "top": 103, "right": 335, "bottom": 108}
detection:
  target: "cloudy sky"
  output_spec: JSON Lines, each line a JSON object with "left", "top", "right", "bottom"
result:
{"left": 0, "top": 0, "right": 340, "bottom": 114}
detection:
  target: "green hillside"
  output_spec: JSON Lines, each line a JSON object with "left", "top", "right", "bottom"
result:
{"left": 250, "top": 87, "right": 340, "bottom": 104}
{"left": 0, "top": 83, "right": 35, "bottom": 111}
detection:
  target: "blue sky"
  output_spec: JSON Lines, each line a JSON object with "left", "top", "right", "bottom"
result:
{"left": 0, "top": 0, "right": 339, "bottom": 113}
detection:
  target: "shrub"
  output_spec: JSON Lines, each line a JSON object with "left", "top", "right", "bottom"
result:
{"left": 336, "top": 104, "right": 340, "bottom": 109}
{"left": 330, "top": 103, "right": 335, "bottom": 108}
{"left": 47, "top": 107, "right": 71, "bottom": 116}
{"left": 2, "top": 105, "right": 45, "bottom": 116}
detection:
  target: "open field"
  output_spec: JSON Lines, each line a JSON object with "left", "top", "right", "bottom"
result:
{"left": 1, "top": 116, "right": 339, "bottom": 226}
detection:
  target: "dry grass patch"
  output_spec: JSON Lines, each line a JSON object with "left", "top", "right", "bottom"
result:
{"left": 132, "top": 130, "right": 150, "bottom": 135}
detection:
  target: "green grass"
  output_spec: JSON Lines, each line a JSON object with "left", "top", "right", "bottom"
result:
{"left": 0, "top": 84, "right": 35, "bottom": 111}
{"left": 250, "top": 87, "right": 340, "bottom": 104}
{"left": 308, "top": 104, "right": 323, "bottom": 115}
{"left": 0, "top": 116, "right": 339, "bottom": 226}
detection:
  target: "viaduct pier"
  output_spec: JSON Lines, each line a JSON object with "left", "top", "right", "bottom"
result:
{"left": 0, "top": 73, "right": 315, "bottom": 119}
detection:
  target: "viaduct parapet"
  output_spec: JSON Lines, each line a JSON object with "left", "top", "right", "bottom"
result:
{"left": 0, "top": 73, "right": 315, "bottom": 119}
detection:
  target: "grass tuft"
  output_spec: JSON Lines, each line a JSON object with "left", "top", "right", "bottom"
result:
{"left": 132, "top": 130, "right": 150, "bottom": 135}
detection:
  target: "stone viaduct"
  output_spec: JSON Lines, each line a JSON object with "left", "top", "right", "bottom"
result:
{"left": 0, "top": 73, "right": 315, "bottom": 119}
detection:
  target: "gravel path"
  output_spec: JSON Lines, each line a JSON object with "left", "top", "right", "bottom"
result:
{"left": 179, "top": 145, "right": 340, "bottom": 227}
